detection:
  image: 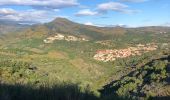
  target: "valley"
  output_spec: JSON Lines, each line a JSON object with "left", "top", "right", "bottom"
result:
{"left": 0, "top": 18, "right": 170, "bottom": 100}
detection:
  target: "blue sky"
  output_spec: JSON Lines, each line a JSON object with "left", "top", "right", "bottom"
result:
{"left": 0, "top": 0, "right": 169, "bottom": 27}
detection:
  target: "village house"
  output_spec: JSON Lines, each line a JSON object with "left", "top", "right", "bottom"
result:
{"left": 44, "top": 36, "right": 57, "bottom": 43}
{"left": 66, "top": 36, "right": 78, "bottom": 41}
{"left": 54, "top": 34, "right": 65, "bottom": 40}
{"left": 160, "top": 31, "right": 167, "bottom": 34}
{"left": 81, "top": 38, "right": 89, "bottom": 41}
{"left": 43, "top": 39, "right": 53, "bottom": 43}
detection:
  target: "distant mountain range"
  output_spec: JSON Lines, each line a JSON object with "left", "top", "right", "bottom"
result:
{"left": 0, "top": 20, "right": 29, "bottom": 34}
{"left": 1, "top": 18, "right": 170, "bottom": 40}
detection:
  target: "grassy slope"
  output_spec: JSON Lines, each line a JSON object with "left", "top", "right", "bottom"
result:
{"left": 0, "top": 38, "right": 120, "bottom": 91}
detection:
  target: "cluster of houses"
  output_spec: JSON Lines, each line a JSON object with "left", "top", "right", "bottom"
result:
{"left": 93, "top": 43, "right": 158, "bottom": 62}
{"left": 159, "top": 31, "right": 167, "bottom": 34}
{"left": 43, "top": 34, "right": 88, "bottom": 43}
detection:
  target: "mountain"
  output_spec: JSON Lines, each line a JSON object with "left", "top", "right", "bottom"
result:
{"left": 17, "top": 17, "right": 170, "bottom": 40}
{"left": 127, "top": 26, "right": 170, "bottom": 34}
{"left": 43, "top": 18, "right": 126, "bottom": 40}
{"left": 19, "top": 18, "right": 127, "bottom": 40}
{"left": 0, "top": 21, "right": 29, "bottom": 34}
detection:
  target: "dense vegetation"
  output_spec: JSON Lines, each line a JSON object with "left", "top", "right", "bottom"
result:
{"left": 1, "top": 55, "right": 170, "bottom": 100}
{"left": 100, "top": 55, "right": 170, "bottom": 99}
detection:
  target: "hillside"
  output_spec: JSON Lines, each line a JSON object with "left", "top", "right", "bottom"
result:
{"left": 100, "top": 54, "right": 170, "bottom": 99}
{"left": 18, "top": 18, "right": 107, "bottom": 39}
{"left": 15, "top": 18, "right": 170, "bottom": 41}
{"left": 0, "top": 21, "right": 29, "bottom": 34}
{"left": 0, "top": 18, "right": 170, "bottom": 100}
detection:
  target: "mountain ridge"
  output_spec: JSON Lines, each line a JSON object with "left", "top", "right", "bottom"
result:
{"left": 3, "top": 17, "right": 170, "bottom": 40}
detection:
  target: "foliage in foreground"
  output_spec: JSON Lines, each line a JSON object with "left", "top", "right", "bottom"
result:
{"left": 0, "top": 59, "right": 125, "bottom": 100}
{"left": 0, "top": 82, "right": 131, "bottom": 100}
{"left": 100, "top": 55, "right": 170, "bottom": 99}
{"left": 0, "top": 83, "right": 98, "bottom": 100}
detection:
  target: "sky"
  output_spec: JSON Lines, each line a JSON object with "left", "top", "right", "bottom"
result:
{"left": 0, "top": 0, "right": 169, "bottom": 27}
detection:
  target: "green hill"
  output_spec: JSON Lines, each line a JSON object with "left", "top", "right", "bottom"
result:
{"left": 12, "top": 17, "right": 170, "bottom": 41}
{"left": 0, "top": 18, "right": 170, "bottom": 99}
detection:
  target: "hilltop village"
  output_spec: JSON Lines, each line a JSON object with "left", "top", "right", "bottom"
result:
{"left": 44, "top": 34, "right": 88, "bottom": 43}
{"left": 94, "top": 43, "right": 158, "bottom": 62}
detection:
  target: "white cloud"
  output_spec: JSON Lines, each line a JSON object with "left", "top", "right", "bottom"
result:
{"left": 0, "top": 8, "right": 53, "bottom": 23}
{"left": 0, "top": 0, "right": 78, "bottom": 9}
{"left": 53, "top": 9, "right": 60, "bottom": 12}
{"left": 84, "top": 22, "right": 103, "bottom": 27}
{"left": 0, "top": 1, "right": 79, "bottom": 23}
{"left": 120, "top": 9, "right": 140, "bottom": 14}
{"left": 97, "top": 2, "right": 128, "bottom": 12}
{"left": 75, "top": 9, "right": 98, "bottom": 16}
{"left": 120, "top": 0, "right": 148, "bottom": 3}
{"left": 75, "top": 2, "right": 139, "bottom": 17}
{"left": 0, "top": 8, "right": 16, "bottom": 15}
{"left": 84, "top": 22, "right": 94, "bottom": 26}
{"left": 97, "top": 2, "right": 138, "bottom": 14}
